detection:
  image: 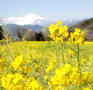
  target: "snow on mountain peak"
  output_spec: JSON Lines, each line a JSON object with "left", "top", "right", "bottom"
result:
{"left": 4, "top": 13, "right": 46, "bottom": 25}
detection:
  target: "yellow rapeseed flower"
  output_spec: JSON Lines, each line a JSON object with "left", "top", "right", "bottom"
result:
{"left": 49, "top": 21, "right": 68, "bottom": 42}
{"left": 69, "top": 28, "right": 85, "bottom": 45}
{"left": 44, "top": 75, "right": 48, "bottom": 80}
{"left": 56, "top": 20, "right": 62, "bottom": 26}
{"left": 12, "top": 54, "right": 23, "bottom": 70}
{"left": 82, "top": 87, "right": 90, "bottom": 90}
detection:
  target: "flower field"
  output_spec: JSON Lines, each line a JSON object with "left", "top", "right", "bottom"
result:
{"left": 0, "top": 41, "right": 93, "bottom": 90}
{"left": 0, "top": 21, "right": 93, "bottom": 90}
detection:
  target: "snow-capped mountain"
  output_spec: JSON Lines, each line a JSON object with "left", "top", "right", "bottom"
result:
{"left": 4, "top": 13, "right": 46, "bottom": 25}
{"left": 3, "top": 13, "right": 80, "bottom": 26}
{"left": 2, "top": 13, "right": 81, "bottom": 33}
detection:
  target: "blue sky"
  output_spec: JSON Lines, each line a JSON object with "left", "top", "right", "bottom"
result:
{"left": 0, "top": 0, "right": 93, "bottom": 20}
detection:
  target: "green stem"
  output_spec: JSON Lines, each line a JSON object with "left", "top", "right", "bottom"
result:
{"left": 61, "top": 43, "right": 65, "bottom": 64}
{"left": 54, "top": 41, "right": 59, "bottom": 67}
{"left": 77, "top": 44, "right": 81, "bottom": 71}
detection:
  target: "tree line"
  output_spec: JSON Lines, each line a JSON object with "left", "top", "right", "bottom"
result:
{"left": 0, "top": 26, "right": 51, "bottom": 41}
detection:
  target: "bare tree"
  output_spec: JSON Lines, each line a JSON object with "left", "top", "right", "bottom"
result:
{"left": 15, "top": 27, "right": 27, "bottom": 41}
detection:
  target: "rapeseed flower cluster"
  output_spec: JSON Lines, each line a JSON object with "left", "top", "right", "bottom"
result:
{"left": 69, "top": 28, "right": 85, "bottom": 45}
{"left": 0, "top": 41, "right": 92, "bottom": 90}
{"left": 12, "top": 54, "right": 23, "bottom": 70}
{"left": 1, "top": 73, "right": 24, "bottom": 89}
{"left": 49, "top": 21, "right": 69, "bottom": 42}
{"left": 49, "top": 21, "right": 85, "bottom": 45}
{"left": 49, "top": 64, "right": 93, "bottom": 89}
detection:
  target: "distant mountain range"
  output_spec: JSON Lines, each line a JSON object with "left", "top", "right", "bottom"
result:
{"left": 6, "top": 19, "right": 80, "bottom": 33}
{"left": 7, "top": 24, "right": 43, "bottom": 32}
{"left": 2, "top": 13, "right": 93, "bottom": 40}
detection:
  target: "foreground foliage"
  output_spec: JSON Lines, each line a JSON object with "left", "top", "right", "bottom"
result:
{"left": 0, "top": 41, "right": 93, "bottom": 90}
{"left": 0, "top": 21, "right": 93, "bottom": 90}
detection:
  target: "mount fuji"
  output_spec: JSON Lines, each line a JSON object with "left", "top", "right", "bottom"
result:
{"left": 3, "top": 13, "right": 80, "bottom": 32}
{"left": 4, "top": 13, "right": 46, "bottom": 25}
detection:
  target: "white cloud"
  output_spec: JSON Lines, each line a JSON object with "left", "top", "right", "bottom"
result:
{"left": 4, "top": 13, "right": 46, "bottom": 25}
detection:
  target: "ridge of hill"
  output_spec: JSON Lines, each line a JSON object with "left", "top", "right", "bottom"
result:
{"left": 69, "top": 18, "right": 93, "bottom": 41}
